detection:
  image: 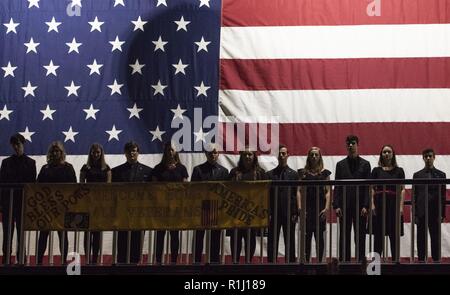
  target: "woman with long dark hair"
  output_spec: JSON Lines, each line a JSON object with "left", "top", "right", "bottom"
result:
{"left": 80, "top": 143, "right": 111, "bottom": 264}
{"left": 152, "top": 142, "right": 189, "bottom": 264}
{"left": 228, "top": 146, "right": 266, "bottom": 263}
{"left": 371, "top": 145, "right": 405, "bottom": 262}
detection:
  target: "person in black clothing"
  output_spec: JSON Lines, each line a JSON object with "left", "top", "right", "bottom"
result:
{"left": 80, "top": 143, "right": 111, "bottom": 264}
{"left": 371, "top": 145, "right": 405, "bottom": 262}
{"left": 333, "top": 135, "right": 371, "bottom": 262}
{"left": 228, "top": 147, "right": 266, "bottom": 263}
{"left": 153, "top": 142, "right": 189, "bottom": 264}
{"left": 299, "top": 147, "right": 331, "bottom": 263}
{"left": 0, "top": 133, "right": 36, "bottom": 264}
{"left": 191, "top": 145, "right": 229, "bottom": 264}
{"left": 413, "top": 148, "right": 446, "bottom": 262}
{"left": 266, "top": 144, "right": 299, "bottom": 263}
{"left": 37, "top": 141, "right": 77, "bottom": 265}
{"left": 111, "top": 141, "right": 152, "bottom": 264}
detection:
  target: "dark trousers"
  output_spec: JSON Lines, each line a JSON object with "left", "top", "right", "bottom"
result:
{"left": 155, "top": 230, "right": 179, "bottom": 264}
{"left": 194, "top": 229, "right": 221, "bottom": 264}
{"left": 339, "top": 208, "right": 366, "bottom": 262}
{"left": 417, "top": 216, "right": 441, "bottom": 262}
{"left": 37, "top": 231, "right": 68, "bottom": 264}
{"left": 267, "top": 216, "right": 296, "bottom": 263}
{"left": 84, "top": 231, "right": 101, "bottom": 264}
{"left": 373, "top": 216, "right": 399, "bottom": 262}
{"left": 117, "top": 230, "right": 142, "bottom": 264}
{"left": 305, "top": 230, "right": 325, "bottom": 262}
{"left": 230, "top": 229, "right": 256, "bottom": 263}
{"left": 1, "top": 200, "right": 24, "bottom": 263}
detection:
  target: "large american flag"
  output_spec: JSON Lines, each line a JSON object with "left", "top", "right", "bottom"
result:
{"left": 1, "top": 0, "right": 450, "bottom": 178}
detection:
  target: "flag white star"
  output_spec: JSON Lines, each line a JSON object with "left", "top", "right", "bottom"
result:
{"left": 149, "top": 126, "right": 166, "bottom": 142}
{"left": 199, "top": 0, "right": 210, "bottom": 7}
{"left": 172, "top": 59, "right": 188, "bottom": 75}
{"left": 28, "top": 0, "right": 40, "bottom": 8}
{"left": 129, "top": 59, "right": 145, "bottom": 75}
{"left": 22, "top": 81, "right": 37, "bottom": 97}
{"left": 40, "top": 104, "right": 56, "bottom": 121}
{"left": 65, "top": 81, "right": 80, "bottom": 97}
{"left": 2, "top": 62, "right": 17, "bottom": 77}
{"left": 88, "top": 16, "right": 104, "bottom": 32}
{"left": 195, "top": 36, "right": 211, "bottom": 52}
{"left": 66, "top": 37, "right": 82, "bottom": 54}
{"left": 70, "top": 0, "right": 82, "bottom": 8}
{"left": 43, "top": 60, "right": 59, "bottom": 77}
{"left": 87, "top": 59, "right": 103, "bottom": 75}
{"left": 83, "top": 104, "right": 99, "bottom": 120}
{"left": 194, "top": 81, "right": 210, "bottom": 97}
{"left": 127, "top": 103, "right": 143, "bottom": 119}
{"left": 131, "top": 16, "right": 147, "bottom": 31}
{"left": 152, "top": 36, "right": 168, "bottom": 52}
{"left": 113, "top": 0, "right": 125, "bottom": 7}
{"left": 194, "top": 127, "right": 209, "bottom": 143}
{"left": 151, "top": 80, "right": 167, "bottom": 96}
{"left": 0, "top": 105, "right": 13, "bottom": 121}
{"left": 108, "top": 79, "right": 124, "bottom": 95}
{"left": 3, "top": 18, "right": 20, "bottom": 34}
{"left": 174, "top": 16, "right": 190, "bottom": 32}
{"left": 171, "top": 104, "right": 186, "bottom": 120}
{"left": 45, "top": 17, "right": 61, "bottom": 33}
{"left": 156, "top": 0, "right": 167, "bottom": 7}
{"left": 106, "top": 125, "right": 122, "bottom": 141}
{"left": 62, "top": 126, "right": 79, "bottom": 143}
{"left": 24, "top": 37, "right": 40, "bottom": 53}
{"left": 109, "top": 36, "right": 125, "bottom": 52}
{"left": 20, "top": 127, "right": 35, "bottom": 142}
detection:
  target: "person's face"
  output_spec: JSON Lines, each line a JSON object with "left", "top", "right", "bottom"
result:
{"left": 381, "top": 146, "right": 393, "bottom": 165}
{"left": 91, "top": 147, "right": 102, "bottom": 161}
{"left": 423, "top": 152, "right": 435, "bottom": 168}
{"left": 50, "top": 147, "right": 63, "bottom": 164}
{"left": 125, "top": 147, "right": 139, "bottom": 163}
{"left": 165, "top": 146, "right": 176, "bottom": 160}
{"left": 11, "top": 142, "right": 24, "bottom": 156}
{"left": 278, "top": 147, "right": 288, "bottom": 165}
{"left": 242, "top": 150, "right": 254, "bottom": 168}
{"left": 309, "top": 148, "right": 321, "bottom": 164}
{"left": 206, "top": 149, "right": 219, "bottom": 164}
{"left": 346, "top": 140, "right": 358, "bottom": 156}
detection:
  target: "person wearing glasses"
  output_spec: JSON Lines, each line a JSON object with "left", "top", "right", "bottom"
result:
{"left": 191, "top": 144, "right": 229, "bottom": 264}
{"left": 112, "top": 141, "right": 152, "bottom": 264}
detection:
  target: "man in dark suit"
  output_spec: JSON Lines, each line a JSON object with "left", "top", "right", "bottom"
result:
{"left": 266, "top": 144, "right": 299, "bottom": 263}
{"left": 333, "top": 135, "right": 371, "bottom": 262}
{"left": 111, "top": 141, "right": 152, "bottom": 264}
{"left": 191, "top": 145, "right": 229, "bottom": 264}
{"left": 0, "top": 133, "right": 36, "bottom": 264}
{"left": 413, "top": 148, "right": 446, "bottom": 262}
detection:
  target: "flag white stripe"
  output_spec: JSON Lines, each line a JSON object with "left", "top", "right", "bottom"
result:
{"left": 220, "top": 24, "right": 450, "bottom": 59}
{"left": 219, "top": 88, "right": 450, "bottom": 124}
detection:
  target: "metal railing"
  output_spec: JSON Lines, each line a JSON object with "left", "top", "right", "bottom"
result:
{"left": 0, "top": 179, "right": 447, "bottom": 266}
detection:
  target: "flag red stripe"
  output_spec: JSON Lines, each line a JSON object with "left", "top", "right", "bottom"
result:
{"left": 220, "top": 58, "right": 450, "bottom": 91}
{"left": 220, "top": 122, "right": 450, "bottom": 155}
{"left": 223, "top": 0, "right": 450, "bottom": 27}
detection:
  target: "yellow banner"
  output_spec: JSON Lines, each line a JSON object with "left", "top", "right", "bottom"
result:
{"left": 23, "top": 181, "right": 270, "bottom": 231}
